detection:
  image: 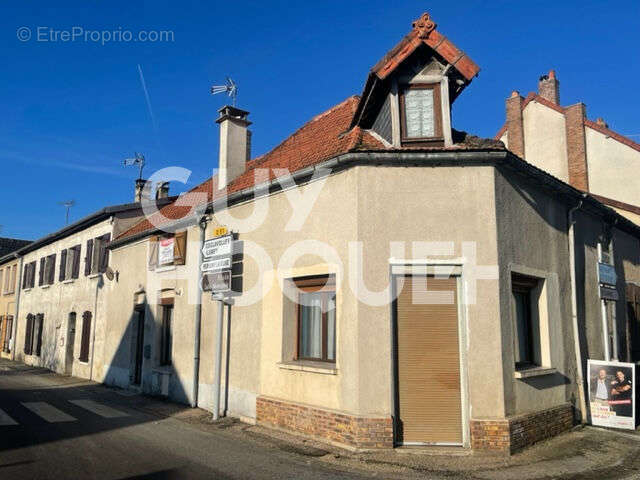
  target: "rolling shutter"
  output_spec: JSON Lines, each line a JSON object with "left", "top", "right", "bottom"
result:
{"left": 59, "top": 250, "right": 67, "bottom": 281}
{"left": 173, "top": 231, "right": 187, "bottom": 265}
{"left": 148, "top": 236, "right": 159, "bottom": 271}
{"left": 395, "top": 275, "right": 462, "bottom": 445}
{"left": 84, "top": 240, "right": 93, "bottom": 276}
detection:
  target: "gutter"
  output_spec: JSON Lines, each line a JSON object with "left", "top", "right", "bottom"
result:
{"left": 109, "top": 150, "right": 640, "bottom": 249}
{"left": 568, "top": 195, "right": 588, "bottom": 424}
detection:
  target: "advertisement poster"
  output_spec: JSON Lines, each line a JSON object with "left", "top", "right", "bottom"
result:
{"left": 588, "top": 359, "right": 635, "bottom": 430}
{"left": 158, "top": 237, "right": 175, "bottom": 266}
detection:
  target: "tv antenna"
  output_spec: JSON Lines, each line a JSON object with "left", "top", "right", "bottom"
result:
{"left": 58, "top": 200, "right": 75, "bottom": 225}
{"left": 210, "top": 77, "right": 238, "bottom": 107}
{"left": 123, "top": 152, "right": 146, "bottom": 180}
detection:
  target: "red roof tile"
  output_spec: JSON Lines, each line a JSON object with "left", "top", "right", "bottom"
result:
{"left": 117, "top": 96, "right": 384, "bottom": 240}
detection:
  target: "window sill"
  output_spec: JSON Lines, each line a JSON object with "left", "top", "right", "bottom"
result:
{"left": 155, "top": 265, "right": 176, "bottom": 273}
{"left": 277, "top": 361, "right": 337, "bottom": 375}
{"left": 77, "top": 360, "right": 89, "bottom": 365}
{"left": 88, "top": 273, "right": 102, "bottom": 279}
{"left": 62, "top": 279, "right": 75, "bottom": 284}
{"left": 22, "top": 288, "right": 32, "bottom": 292}
{"left": 41, "top": 285, "right": 50, "bottom": 289}
{"left": 514, "top": 366, "right": 557, "bottom": 379}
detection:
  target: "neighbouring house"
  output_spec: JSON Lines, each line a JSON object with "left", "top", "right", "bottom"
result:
{"left": 0, "top": 237, "right": 32, "bottom": 359}
{"left": 13, "top": 183, "right": 174, "bottom": 381}
{"left": 102, "top": 12, "right": 640, "bottom": 455}
{"left": 496, "top": 70, "right": 640, "bottom": 225}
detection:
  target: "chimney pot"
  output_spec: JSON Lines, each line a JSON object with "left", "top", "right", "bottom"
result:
{"left": 216, "top": 105, "right": 251, "bottom": 189}
{"left": 538, "top": 70, "right": 560, "bottom": 105}
{"left": 134, "top": 178, "right": 150, "bottom": 203}
{"left": 156, "top": 181, "right": 170, "bottom": 200}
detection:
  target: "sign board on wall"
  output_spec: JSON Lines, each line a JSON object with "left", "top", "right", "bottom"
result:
{"left": 598, "top": 263, "right": 617, "bottom": 287}
{"left": 201, "top": 270, "right": 231, "bottom": 293}
{"left": 201, "top": 258, "right": 231, "bottom": 273}
{"left": 158, "top": 237, "right": 175, "bottom": 265}
{"left": 587, "top": 359, "right": 635, "bottom": 430}
{"left": 202, "top": 235, "right": 232, "bottom": 258}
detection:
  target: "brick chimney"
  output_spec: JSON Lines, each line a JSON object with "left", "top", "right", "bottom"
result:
{"left": 216, "top": 106, "right": 251, "bottom": 189}
{"left": 506, "top": 91, "right": 525, "bottom": 158}
{"left": 156, "top": 182, "right": 170, "bottom": 200}
{"left": 538, "top": 70, "right": 560, "bottom": 105}
{"left": 565, "top": 103, "right": 589, "bottom": 191}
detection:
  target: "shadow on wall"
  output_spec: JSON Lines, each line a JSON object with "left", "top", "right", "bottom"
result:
{"left": 102, "top": 301, "right": 191, "bottom": 408}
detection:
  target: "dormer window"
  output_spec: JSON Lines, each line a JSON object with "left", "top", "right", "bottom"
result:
{"left": 399, "top": 84, "right": 443, "bottom": 145}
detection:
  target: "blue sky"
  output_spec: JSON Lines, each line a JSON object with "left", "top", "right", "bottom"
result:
{"left": 1, "top": 1, "right": 639, "bottom": 240}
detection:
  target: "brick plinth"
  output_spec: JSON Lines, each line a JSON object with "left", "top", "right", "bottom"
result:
{"left": 256, "top": 396, "right": 393, "bottom": 449}
{"left": 471, "top": 404, "right": 574, "bottom": 454}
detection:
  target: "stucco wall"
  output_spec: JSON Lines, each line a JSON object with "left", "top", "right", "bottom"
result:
{"left": 15, "top": 218, "right": 112, "bottom": 380}
{"left": 0, "top": 257, "right": 20, "bottom": 358}
{"left": 586, "top": 126, "right": 640, "bottom": 208}
{"left": 522, "top": 102, "right": 569, "bottom": 183}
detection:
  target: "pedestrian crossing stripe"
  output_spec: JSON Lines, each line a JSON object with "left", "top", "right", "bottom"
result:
{"left": 69, "top": 399, "right": 129, "bottom": 418}
{"left": 21, "top": 402, "right": 77, "bottom": 423}
{"left": 0, "top": 408, "right": 18, "bottom": 426}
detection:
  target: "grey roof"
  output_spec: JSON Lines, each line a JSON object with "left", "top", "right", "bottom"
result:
{"left": 0, "top": 238, "right": 32, "bottom": 258}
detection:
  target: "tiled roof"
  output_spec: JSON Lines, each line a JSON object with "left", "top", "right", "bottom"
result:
{"left": 117, "top": 96, "right": 384, "bottom": 239}
{"left": 372, "top": 12, "right": 479, "bottom": 82}
{"left": 0, "top": 237, "right": 31, "bottom": 258}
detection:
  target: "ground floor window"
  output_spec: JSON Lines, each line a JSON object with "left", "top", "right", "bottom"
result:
{"left": 295, "top": 275, "right": 336, "bottom": 363}
{"left": 79, "top": 311, "right": 92, "bottom": 362}
{"left": 160, "top": 303, "right": 173, "bottom": 366}
{"left": 512, "top": 273, "right": 541, "bottom": 369}
{"left": 1, "top": 315, "right": 12, "bottom": 353}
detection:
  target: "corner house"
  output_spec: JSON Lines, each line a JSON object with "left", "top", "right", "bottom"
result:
{"left": 105, "top": 13, "right": 640, "bottom": 453}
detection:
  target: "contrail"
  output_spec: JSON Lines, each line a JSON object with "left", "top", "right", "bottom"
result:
{"left": 137, "top": 64, "right": 159, "bottom": 134}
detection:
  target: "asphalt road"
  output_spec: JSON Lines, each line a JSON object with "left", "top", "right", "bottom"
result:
{"left": 0, "top": 359, "right": 375, "bottom": 480}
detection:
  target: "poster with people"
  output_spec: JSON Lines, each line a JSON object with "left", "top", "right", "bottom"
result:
{"left": 587, "top": 359, "right": 635, "bottom": 430}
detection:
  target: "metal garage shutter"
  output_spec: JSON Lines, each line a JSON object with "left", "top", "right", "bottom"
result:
{"left": 396, "top": 275, "right": 462, "bottom": 444}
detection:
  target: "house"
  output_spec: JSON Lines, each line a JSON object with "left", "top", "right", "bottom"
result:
{"left": 0, "top": 237, "right": 31, "bottom": 359}
{"left": 496, "top": 71, "right": 640, "bottom": 225}
{"left": 13, "top": 183, "right": 174, "bottom": 381}
{"left": 103, "top": 12, "right": 640, "bottom": 454}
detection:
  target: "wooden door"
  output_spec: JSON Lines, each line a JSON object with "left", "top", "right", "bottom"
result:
{"left": 395, "top": 275, "right": 463, "bottom": 445}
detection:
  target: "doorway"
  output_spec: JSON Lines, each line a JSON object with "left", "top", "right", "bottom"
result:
{"left": 133, "top": 309, "right": 145, "bottom": 386}
{"left": 393, "top": 274, "right": 466, "bottom": 446}
{"left": 65, "top": 313, "right": 76, "bottom": 375}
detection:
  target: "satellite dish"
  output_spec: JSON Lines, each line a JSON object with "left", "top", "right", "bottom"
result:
{"left": 105, "top": 267, "right": 115, "bottom": 281}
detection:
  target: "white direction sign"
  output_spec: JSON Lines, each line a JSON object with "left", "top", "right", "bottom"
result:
{"left": 201, "top": 257, "right": 231, "bottom": 273}
{"left": 202, "top": 235, "right": 232, "bottom": 258}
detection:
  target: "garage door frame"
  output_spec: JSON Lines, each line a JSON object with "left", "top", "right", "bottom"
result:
{"left": 389, "top": 261, "right": 470, "bottom": 448}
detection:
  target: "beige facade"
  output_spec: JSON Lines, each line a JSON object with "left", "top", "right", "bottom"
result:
{"left": 0, "top": 256, "right": 21, "bottom": 359}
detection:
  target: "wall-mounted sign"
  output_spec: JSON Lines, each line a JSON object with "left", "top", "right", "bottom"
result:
{"left": 202, "top": 270, "right": 231, "bottom": 293}
{"left": 600, "top": 285, "right": 619, "bottom": 301}
{"left": 158, "top": 237, "right": 175, "bottom": 265}
{"left": 598, "top": 262, "right": 617, "bottom": 287}
{"left": 201, "top": 257, "right": 231, "bottom": 273}
{"left": 588, "top": 359, "right": 635, "bottom": 430}
{"left": 213, "top": 226, "right": 228, "bottom": 237}
{"left": 202, "top": 235, "right": 232, "bottom": 258}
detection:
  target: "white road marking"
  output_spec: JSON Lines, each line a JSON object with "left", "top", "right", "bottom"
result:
{"left": 21, "top": 402, "right": 76, "bottom": 423}
{"left": 69, "top": 400, "right": 129, "bottom": 418}
{"left": 0, "top": 408, "right": 18, "bottom": 426}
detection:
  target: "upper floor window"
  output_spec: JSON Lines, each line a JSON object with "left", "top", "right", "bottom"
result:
{"left": 148, "top": 231, "right": 187, "bottom": 271}
{"left": 85, "top": 234, "right": 111, "bottom": 276}
{"left": 60, "top": 245, "right": 81, "bottom": 281}
{"left": 22, "top": 261, "right": 36, "bottom": 290}
{"left": 399, "top": 84, "right": 443, "bottom": 144}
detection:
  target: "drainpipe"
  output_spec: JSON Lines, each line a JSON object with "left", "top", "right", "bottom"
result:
{"left": 10, "top": 255, "right": 24, "bottom": 361}
{"left": 192, "top": 214, "right": 208, "bottom": 408}
{"left": 568, "top": 195, "right": 588, "bottom": 424}
{"left": 89, "top": 274, "right": 102, "bottom": 381}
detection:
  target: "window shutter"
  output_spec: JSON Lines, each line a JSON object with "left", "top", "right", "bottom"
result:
{"left": 35, "top": 314, "right": 44, "bottom": 356}
{"left": 79, "top": 311, "right": 92, "bottom": 362}
{"left": 38, "top": 258, "right": 45, "bottom": 286}
{"left": 48, "top": 254, "right": 56, "bottom": 285}
{"left": 85, "top": 240, "right": 94, "bottom": 276}
{"left": 99, "top": 234, "right": 111, "bottom": 273}
{"left": 29, "top": 263, "right": 36, "bottom": 288}
{"left": 72, "top": 246, "right": 81, "bottom": 279}
{"left": 22, "top": 266, "right": 28, "bottom": 290}
{"left": 24, "top": 315, "right": 33, "bottom": 355}
{"left": 59, "top": 250, "right": 67, "bottom": 281}
{"left": 148, "top": 236, "right": 159, "bottom": 271}
{"left": 173, "top": 231, "right": 187, "bottom": 265}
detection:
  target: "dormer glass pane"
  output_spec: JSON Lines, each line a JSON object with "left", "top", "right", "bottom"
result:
{"left": 404, "top": 88, "right": 435, "bottom": 138}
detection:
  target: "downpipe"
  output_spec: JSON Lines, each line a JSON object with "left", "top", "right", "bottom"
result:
{"left": 568, "top": 195, "right": 588, "bottom": 424}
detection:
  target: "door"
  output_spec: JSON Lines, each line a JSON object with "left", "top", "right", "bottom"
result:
{"left": 65, "top": 313, "right": 76, "bottom": 375}
{"left": 4, "top": 316, "right": 13, "bottom": 353}
{"left": 0, "top": 316, "right": 6, "bottom": 353}
{"left": 133, "top": 310, "right": 145, "bottom": 385}
{"left": 394, "top": 275, "right": 463, "bottom": 445}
